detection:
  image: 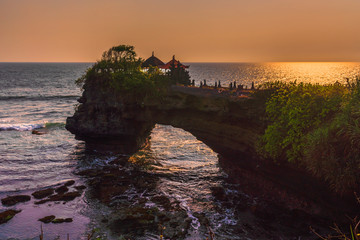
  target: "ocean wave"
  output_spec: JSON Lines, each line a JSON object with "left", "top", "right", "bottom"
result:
{"left": 0, "top": 123, "right": 44, "bottom": 131}
{"left": 0, "top": 95, "right": 79, "bottom": 101}
{"left": 0, "top": 122, "right": 65, "bottom": 131}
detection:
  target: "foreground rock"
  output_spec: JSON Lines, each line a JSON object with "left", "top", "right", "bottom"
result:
{"left": 1, "top": 195, "right": 31, "bottom": 206}
{"left": 108, "top": 206, "right": 191, "bottom": 239}
{"left": 38, "top": 215, "right": 55, "bottom": 223}
{"left": 35, "top": 191, "right": 81, "bottom": 204}
{"left": 74, "top": 185, "right": 86, "bottom": 190}
{"left": 52, "top": 218, "right": 73, "bottom": 223}
{"left": 55, "top": 185, "right": 69, "bottom": 194}
{"left": 0, "top": 209, "right": 21, "bottom": 224}
{"left": 64, "top": 180, "right": 75, "bottom": 186}
{"left": 32, "top": 188, "right": 54, "bottom": 199}
{"left": 31, "top": 129, "right": 47, "bottom": 135}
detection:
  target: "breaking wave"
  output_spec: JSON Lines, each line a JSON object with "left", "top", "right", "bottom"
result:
{"left": 0, "top": 122, "right": 65, "bottom": 131}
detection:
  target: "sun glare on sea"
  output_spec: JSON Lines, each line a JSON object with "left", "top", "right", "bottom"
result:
{"left": 264, "top": 62, "right": 359, "bottom": 84}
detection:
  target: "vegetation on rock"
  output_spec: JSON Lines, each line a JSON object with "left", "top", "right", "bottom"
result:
{"left": 258, "top": 78, "right": 360, "bottom": 193}
{"left": 76, "top": 45, "right": 171, "bottom": 103}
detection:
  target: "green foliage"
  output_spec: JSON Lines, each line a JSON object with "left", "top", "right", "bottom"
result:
{"left": 167, "top": 62, "right": 191, "bottom": 86}
{"left": 75, "top": 45, "right": 171, "bottom": 102}
{"left": 303, "top": 79, "right": 360, "bottom": 193}
{"left": 262, "top": 81, "right": 346, "bottom": 162}
{"left": 260, "top": 79, "right": 360, "bottom": 193}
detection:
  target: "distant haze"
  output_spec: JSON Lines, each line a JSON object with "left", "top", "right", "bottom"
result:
{"left": 1, "top": 0, "right": 360, "bottom": 62}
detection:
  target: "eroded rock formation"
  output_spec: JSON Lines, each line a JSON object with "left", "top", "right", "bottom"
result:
{"left": 66, "top": 80, "right": 357, "bottom": 218}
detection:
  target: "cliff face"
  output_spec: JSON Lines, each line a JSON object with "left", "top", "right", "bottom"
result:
{"left": 66, "top": 80, "right": 266, "bottom": 158}
{"left": 66, "top": 77, "right": 154, "bottom": 152}
{"left": 66, "top": 80, "right": 357, "bottom": 217}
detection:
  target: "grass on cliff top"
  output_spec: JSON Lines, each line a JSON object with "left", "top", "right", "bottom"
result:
{"left": 257, "top": 78, "right": 360, "bottom": 194}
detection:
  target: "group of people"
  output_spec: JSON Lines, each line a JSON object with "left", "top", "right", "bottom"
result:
{"left": 196, "top": 80, "right": 255, "bottom": 90}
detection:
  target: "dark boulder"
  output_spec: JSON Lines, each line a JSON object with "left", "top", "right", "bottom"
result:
{"left": 38, "top": 215, "right": 56, "bottom": 223}
{"left": 64, "top": 180, "right": 75, "bottom": 187}
{"left": 55, "top": 185, "right": 69, "bottom": 194}
{"left": 1, "top": 195, "right": 31, "bottom": 206}
{"left": 74, "top": 185, "right": 86, "bottom": 191}
{"left": 210, "top": 186, "right": 227, "bottom": 201}
{"left": 34, "top": 191, "right": 81, "bottom": 204}
{"left": 52, "top": 218, "right": 73, "bottom": 223}
{"left": 32, "top": 188, "right": 54, "bottom": 199}
{"left": 0, "top": 209, "right": 21, "bottom": 224}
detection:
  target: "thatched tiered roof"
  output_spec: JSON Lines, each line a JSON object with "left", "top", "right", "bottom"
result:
{"left": 162, "top": 55, "right": 189, "bottom": 69}
{"left": 142, "top": 52, "right": 165, "bottom": 68}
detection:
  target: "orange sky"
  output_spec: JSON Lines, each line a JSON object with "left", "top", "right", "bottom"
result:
{"left": 1, "top": 0, "right": 360, "bottom": 62}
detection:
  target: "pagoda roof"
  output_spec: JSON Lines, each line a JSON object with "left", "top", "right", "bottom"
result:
{"left": 162, "top": 55, "right": 189, "bottom": 70}
{"left": 142, "top": 52, "right": 165, "bottom": 68}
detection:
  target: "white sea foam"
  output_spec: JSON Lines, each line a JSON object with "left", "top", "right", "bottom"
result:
{"left": 0, "top": 123, "right": 44, "bottom": 131}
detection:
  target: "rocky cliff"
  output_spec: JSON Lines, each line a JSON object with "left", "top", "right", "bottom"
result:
{"left": 66, "top": 78, "right": 357, "bottom": 218}
{"left": 67, "top": 79, "right": 266, "bottom": 158}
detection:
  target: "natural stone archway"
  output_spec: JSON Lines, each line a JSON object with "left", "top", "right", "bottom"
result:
{"left": 66, "top": 85, "right": 266, "bottom": 158}
{"left": 66, "top": 83, "right": 357, "bottom": 218}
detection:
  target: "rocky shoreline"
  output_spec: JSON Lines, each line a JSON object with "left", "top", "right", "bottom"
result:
{"left": 0, "top": 180, "right": 85, "bottom": 226}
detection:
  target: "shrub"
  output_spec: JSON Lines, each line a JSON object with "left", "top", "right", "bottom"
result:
{"left": 261, "top": 82, "right": 346, "bottom": 162}
{"left": 259, "top": 79, "right": 360, "bottom": 193}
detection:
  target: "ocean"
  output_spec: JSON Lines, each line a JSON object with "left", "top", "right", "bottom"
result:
{"left": 0, "top": 62, "right": 359, "bottom": 239}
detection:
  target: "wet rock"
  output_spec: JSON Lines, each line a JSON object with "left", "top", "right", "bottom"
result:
{"left": 0, "top": 209, "right": 21, "bottom": 224}
{"left": 34, "top": 191, "right": 81, "bottom": 204}
{"left": 34, "top": 199, "right": 48, "bottom": 205}
{"left": 55, "top": 185, "right": 69, "bottom": 194}
{"left": 101, "top": 218, "right": 108, "bottom": 223}
{"left": 77, "top": 96, "right": 86, "bottom": 103}
{"left": 31, "top": 129, "right": 47, "bottom": 135}
{"left": 90, "top": 178, "right": 128, "bottom": 204}
{"left": 193, "top": 212, "right": 210, "bottom": 226}
{"left": 74, "top": 185, "right": 86, "bottom": 191}
{"left": 54, "top": 191, "right": 81, "bottom": 201}
{"left": 210, "top": 186, "right": 227, "bottom": 201}
{"left": 109, "top": 207, "right": 156, "bottom": 236}
{"left": 38, "top": 215, "right": 56, "bottom": 223}
{"left": 162, "top": 212, "right": 191, "bottom": 239}
{"left": 52, "top": 218, "right": 73, "bottom": 223}
{"left": 32, "top": 188, "right": 54, "bottom": 199}
{"left": 150, "top": 196, "right": 171, "bottom": 210}
{"left": 64, "top": 180, "right": 75, "bottom": 187}
{"left": 76, "top": 169, "right": 102, "bottom": 177}
{"left": 1, "top": 195, "right": 31, "bottom": 206}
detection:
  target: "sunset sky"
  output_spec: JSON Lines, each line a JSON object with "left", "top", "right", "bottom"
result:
{"left": 1, "top": 0, "right": 360, "bottom": 62}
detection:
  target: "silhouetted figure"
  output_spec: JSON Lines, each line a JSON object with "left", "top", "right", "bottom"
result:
{"left": 234, "top": 81, "right": 236, "bottom": 89}
{"left": 204, "top": 79, "right": 207, "bottom": 86}
{"left": 200, "top": 81, "right": 203, "bottom": 88}
{"left": 192, "top": 79, "right": 195, "bottom": 86}
{"left": 215, "top": 82, "right": 217, "bottom": 88}
{"left": 218, "top": 80, "right": 221, "bottom": 88}
{"left": 251, "top": 81, "right": 255, "bottom": 90}
{"left": 230, "top": 82, "right": 233, "bottom": 90}
{"left": 238, "top": 84, "right": 243, "bottom": 90}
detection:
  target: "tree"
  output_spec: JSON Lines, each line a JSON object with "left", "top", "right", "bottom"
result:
{"left": 167, "top": 59, "right": 191, "bottom": 86}
{"left": 76, "top": 44, "right": 170, "bottom": 102}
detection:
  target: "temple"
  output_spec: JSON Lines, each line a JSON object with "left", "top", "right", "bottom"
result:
{"left": 142, "top": 52, "right": 189, "bottom": 70}
{"left": 141, "top": 51, "right": 164, "bottom": 68}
